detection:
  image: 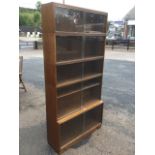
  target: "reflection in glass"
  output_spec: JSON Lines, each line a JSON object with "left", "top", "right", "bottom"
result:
{"left": 57, "top": 83, "right": 81, "bottom": 97}
{"left": 83, "top": 77, "right": 102, "bottom": 88}
{"left": 84, "top": 60, "right": 103, "bottom": 77}
{"left": 84, "top": 36, "right": 105, "bottom": 57}
{"left": 60, "top": 105, "right": 102, "bottom": 146}
{"left": 84, "top": 105, "right": 102, "bottom": 131}
{"left": 56, "top": 7, "right": 83, "bottom": 32}
{"left": 85, "top": 13, "right": 105, "bottom": 33}
{"left": 56, "top": 36, "right": 82, "bottom": 61}
{"left": 57, "top": 91, "right": 81, "bottom": 118}
{"left": 82, "top": 86, "right": 101, "bottom": 107}
{"left": 60, "top": 115, "right": 83, "bottom": 146}
{"left": 57, "top": 63, "right": 82, "bottom": 84}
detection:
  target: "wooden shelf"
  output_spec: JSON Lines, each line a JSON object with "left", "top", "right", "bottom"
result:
{"left": 57, "top": 88, "right": 81, "bottom": 99}
{"left": 57, "top": 77, "right": 82, "bottom": 89}
{"left": 57, "top": 83, "right": 100, "bottom": 99}
{"left": 60, "top": 123, "right": 101, "bottom": 152}
{"left": 56, "top": 56, "right": 104, "bottom": 66}
{"left": 57, "top": 100, "right": 103, "bottom": 124}
{"left": 57, "top": 73, "right": 102, "bottom": 88}
{"left": 82, "top": 82, "right": 100, "bottom": 91}
{"left": 56, "top": 31, "right": 106, "bottom": 37}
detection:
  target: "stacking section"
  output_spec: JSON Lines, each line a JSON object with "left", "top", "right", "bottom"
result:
{"left": 41, "top": 2, "right": 108, "bottom": 153}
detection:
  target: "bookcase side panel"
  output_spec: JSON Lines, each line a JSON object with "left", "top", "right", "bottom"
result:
{"left": 100, "top": 15, "right": 108, "bottom": 124}
{"left": 41, "top": 3, "right": 56, "bottom": 33}
{"left": 42, "top": 32, "right": 60, "bottom": 150}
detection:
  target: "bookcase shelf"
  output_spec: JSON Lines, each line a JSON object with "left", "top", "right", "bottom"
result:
{"left": 56, "top": 73, "right": 102, "bottom": 88}
{"left": 42, "top": 2, "right": 107, "bottom": 153}
{"left": 57, "top": 84, "right": 102, "bottom": 119}
{"left": 56, "top": 56, "right": 104, "bottom": 66}
{"left": 57, "top": 82, "right": 100, "bottom": 99}
{"left": 57, "top": 101, "right": 103, "bottom": 124}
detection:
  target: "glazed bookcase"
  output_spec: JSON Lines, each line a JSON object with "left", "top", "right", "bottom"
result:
{"left": 41, "top": 2, "right": 108, "bottom": 154}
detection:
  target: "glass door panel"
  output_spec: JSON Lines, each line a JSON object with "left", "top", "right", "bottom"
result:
{"left": 60, "top": 115, "right": 83, "bottom": 146}
{"left": 57, "top": 63, "right": 82, "bottom": 86}
{"left": 55, "top": 7, "right": 84, "bottom": 32}
{"left": 57, "top": 91, "right": 82, "bottom": 118}
{"left": 82, "top": 85, "right": 101, "bottom": 107}
{"left": 84, "top": 105, "right": 102, "bottom": 131}
{"left": 84, "top": 36, "right": 105, "bottom": 58}
{"left": 83, "top": 60, "right": 103, "bottom": 78}
{"left": 84, "top": 12, "right": 106, "bottom": 33}
{"left": 56, "top": 36, "right": 82, "bottom": 61}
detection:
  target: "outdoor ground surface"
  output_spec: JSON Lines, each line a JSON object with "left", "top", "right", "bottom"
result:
{"left": 19, "top": 48, "right": 135, "bottom": 155}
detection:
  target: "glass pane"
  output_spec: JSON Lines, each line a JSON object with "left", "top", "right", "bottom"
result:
{"left": 82, "top": 85, "right": 101, "bottom": 107}
{"left": 83, "top": 77, "right": 102, "bottom": 88}
{"left": 60, "top": 115, "right": 83, "bottom": 146}
{"left": 83, "top": 60, "right": 103, "bottom": 77}
{"left": 57, "top": 63, "right": 82, "bottom": 86}
{"left": 56, "top": 36, "right": 82, "bottom": 61}
{"left": 55, "top": 7, "right": 84, "bottom": 32}
{"left": 59, "top": 105, "right": 102, "bottom": 146}
{"left": 57, "top": 83, "right": 82, "bottom": 97}
{"left": 57, "top": 91, "right": 81, "bottom": 118}
{"left": 84, "top": 36, "right": 105, "bottom": 57}
{"left": 84, "top": 105, "right": 102, "bottom": 131}
{"left": 85, "top": 12, "right": 105, "bottom": 33}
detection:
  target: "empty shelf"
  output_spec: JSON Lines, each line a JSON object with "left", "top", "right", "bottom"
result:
{"left": 56, "top": 56, "right": 104, "bottom": 66}
{"left": 57, "top": 99, "right": 103, "bottom": 124}
{"left": 57, "top": 73, "right": 102, "bottom": 88}
{"left": 60, "top": 123, "right": 101, "bottom": 152}
{"left": 57, "top": 82, "right": 100, "bottom": 99}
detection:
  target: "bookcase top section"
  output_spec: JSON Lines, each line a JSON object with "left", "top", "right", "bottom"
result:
{"left": 42, "top": 2, "right": 108, "bottom": 15}
{"left": 41, "top": 2, "right": 108, "bottom": 34}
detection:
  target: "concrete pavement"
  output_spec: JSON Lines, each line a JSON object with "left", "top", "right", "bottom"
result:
{"left": 19, "top": 49, "right": 135, "bottom": 155}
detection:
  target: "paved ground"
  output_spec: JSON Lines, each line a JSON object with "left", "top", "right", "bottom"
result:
{"left": 19, "top": 48, "right": 135, "bottom": 155}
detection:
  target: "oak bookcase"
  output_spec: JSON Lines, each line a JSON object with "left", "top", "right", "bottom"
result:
{"left": 41, "top": 2, "right": 108, "bottom": 154}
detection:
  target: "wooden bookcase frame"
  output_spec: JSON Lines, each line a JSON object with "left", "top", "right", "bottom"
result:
{"left": 41, "top": 2, "right": 108, "bottom": 153}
